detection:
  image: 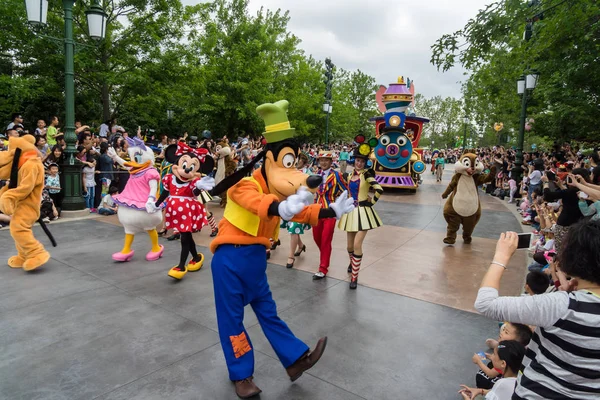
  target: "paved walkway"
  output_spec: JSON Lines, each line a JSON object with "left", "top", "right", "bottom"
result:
{"left": 0, "top": 166, "right": 525, "bottom": 399}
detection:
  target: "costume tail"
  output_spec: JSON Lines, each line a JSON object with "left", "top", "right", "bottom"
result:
{"left": 37, "top": 218, "right": 57, "bottom": 247}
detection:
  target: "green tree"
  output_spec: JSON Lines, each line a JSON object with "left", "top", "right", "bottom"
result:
{"left": 414, "top": 93, "right": 464, "bottom": 148}
{"left": 431, "top": 0, "right": 600, "bottom": 143}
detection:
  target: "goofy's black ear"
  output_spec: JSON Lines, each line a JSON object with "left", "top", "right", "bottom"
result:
{"left": 164, "top": 144, "right": 178, "bottom": 164}
{"left": 201, "top": 155, "right": 214, "bottom": 175}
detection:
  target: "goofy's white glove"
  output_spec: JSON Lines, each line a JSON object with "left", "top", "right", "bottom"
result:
{"left": 295, "top": 186, "right": 315, "bottom": 206}
{"left": 195, "top": 176, "right": 215, "bottom": 191}
{"left": 329, "top": 190, "right": 355, "bottom": 220}
{"left": 146, "top": 197, "right": 160, "bottom": 214}
{"left": 278, "top": 188, "right": 312, "bottom": 221}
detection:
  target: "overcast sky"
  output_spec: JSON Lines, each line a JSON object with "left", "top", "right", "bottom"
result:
{"left": 183, "top": 0, "right": 487, "bottom": 98}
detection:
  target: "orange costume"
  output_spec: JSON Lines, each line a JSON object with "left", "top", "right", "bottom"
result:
{"left": 0, "top": 135, "right": 52, "bottom": 271}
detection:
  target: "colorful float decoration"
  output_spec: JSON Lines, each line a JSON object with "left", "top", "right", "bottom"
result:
{"left": 370, "top": 76, "right": 428, "bottom": 190}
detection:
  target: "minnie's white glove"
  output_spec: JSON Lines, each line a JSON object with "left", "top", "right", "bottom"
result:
{"left": 278, "top": 189, "right": 311, "bottom": 221}
{"left": 329, "top": 190, "right": 355, "bottom": 219}
{"left": 146, "top": 198, "right": 160, "bottom": 214}
{"left": 196, "top": 176, "right": 215, "bottom": 191}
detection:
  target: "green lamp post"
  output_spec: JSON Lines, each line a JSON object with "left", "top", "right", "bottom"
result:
{"left": 323, "top": 58, "right": 334, "bottom": 147}
{"left": 24, "top": 0, "right": 107, "bottom": 211}
{"left": 513, "top": 71, "right": 539, "bottom": 184}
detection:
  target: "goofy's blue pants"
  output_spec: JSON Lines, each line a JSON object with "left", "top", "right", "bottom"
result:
{"left": 212, "top": 244, "right": 309, "bottom": 381}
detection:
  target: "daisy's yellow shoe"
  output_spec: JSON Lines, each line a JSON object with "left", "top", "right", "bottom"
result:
{"left": 167, "top": 266, "right": 188, "bottom": 280}
{"left": 187, "top": 254, "right": 204, "bottom": 272}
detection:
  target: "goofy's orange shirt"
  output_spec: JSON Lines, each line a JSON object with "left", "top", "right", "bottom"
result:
{"left": 210, "top": 169, "right": 321, "bottom": 253}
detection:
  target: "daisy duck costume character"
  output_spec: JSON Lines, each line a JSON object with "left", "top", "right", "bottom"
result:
{"left": 149, "top": 142, "right": 215, "bottom": 280}
{"left": 108, "top": 136, "right": 164, "bottom": 262}
{"left": 209, "top": 100, "right": 355, "bottom": 399}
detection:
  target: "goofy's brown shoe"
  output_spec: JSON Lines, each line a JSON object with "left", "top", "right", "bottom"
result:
{"left": 286, "top": 337, "right": 328, "bottom": 382}
{"left": 234, "top": 377, "right": 261, "bottom": 399}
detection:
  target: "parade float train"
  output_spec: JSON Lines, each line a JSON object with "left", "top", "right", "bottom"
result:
{"left": 369, "top": 77, "right": 428, "bottom": 191}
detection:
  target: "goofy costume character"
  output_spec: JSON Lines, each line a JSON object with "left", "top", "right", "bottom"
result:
{"left": 312, "top": 150, "right": 348, "bottom": 280}
{"left": 210, "top": 100, "right": 355, "bottom": 399}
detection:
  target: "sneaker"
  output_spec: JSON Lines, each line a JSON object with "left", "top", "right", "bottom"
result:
{"left": 42, "top": 217, "right": 50, "bottom": 223}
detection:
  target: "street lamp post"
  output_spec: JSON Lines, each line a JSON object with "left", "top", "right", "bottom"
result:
{"left": 323, "top": 58, "right": 334, "bottom": 147}
{"left": 462, "top": 115, "right": 469, "bottom": 152}
{"left": 24, "top": 0, "right": 107, "bottom": 211}
{"left": 514, "top": 71, "right": 539, "bottom": 184}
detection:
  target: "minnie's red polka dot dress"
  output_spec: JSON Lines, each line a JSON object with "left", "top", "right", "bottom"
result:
{"left": 162, "top": 174, "right": 208, "bottom": 233}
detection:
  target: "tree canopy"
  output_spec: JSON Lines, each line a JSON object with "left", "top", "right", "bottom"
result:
{"left": 431, "top": 0, "right": 600, "bottom": 147}
{"left": 1, "top": 0, "right": 378, "bottom": 143}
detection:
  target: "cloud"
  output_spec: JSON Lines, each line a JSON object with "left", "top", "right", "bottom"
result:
{"left": 183, "top": 0, "right": 485, "bottom": 98}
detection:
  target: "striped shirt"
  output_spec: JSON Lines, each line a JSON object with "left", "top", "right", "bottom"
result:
{"left": 475, "top": 288, "right": 600, "bottom": 399}
{"left": 315, "top": 169, "right": 348, "bottom": 208}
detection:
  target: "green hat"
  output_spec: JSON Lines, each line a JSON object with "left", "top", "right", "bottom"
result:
{"left": 256, "top": 100, "right": 296, "bottom": 143}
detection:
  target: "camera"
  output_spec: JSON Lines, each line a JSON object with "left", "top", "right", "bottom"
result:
{"left": 189, "top": 136, "right": 199, "bottom": 148}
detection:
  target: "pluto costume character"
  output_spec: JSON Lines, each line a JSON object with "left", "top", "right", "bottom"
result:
{"left": 0, "top": 135, "right": 52, "bottom": 270}
{"left": 214, "top": 141, "right": 237, "bottom": 208}
{"left": 441, "top": 152, "right": 495, "bottom": 244}
{"left": 108, "top": 137, "right": 164, "bottom": 262}
{"left": 210, "top": 100, "right": 355, "bottom": 399}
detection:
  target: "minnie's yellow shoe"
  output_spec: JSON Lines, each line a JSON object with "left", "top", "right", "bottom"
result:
{"left": 167, "top": 266, "right": 188, "bottom": 280}
{"left": 187, "top": 254, "right": 204, "bottom": 272}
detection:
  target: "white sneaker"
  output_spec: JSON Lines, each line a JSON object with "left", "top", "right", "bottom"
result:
{"left": 312, "top": 271, "right": 326, "bottom": 280}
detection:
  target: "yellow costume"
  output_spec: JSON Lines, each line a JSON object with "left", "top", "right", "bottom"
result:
{"left": 0, "top": 136, "right": 51, "bottom": 270}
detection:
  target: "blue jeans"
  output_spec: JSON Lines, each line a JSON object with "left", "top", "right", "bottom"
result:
{"left": 85, "top": 186, "right": 95, "bottom": 209}
{"left": 98, "top": 207, "right": 116, "bottom": 215}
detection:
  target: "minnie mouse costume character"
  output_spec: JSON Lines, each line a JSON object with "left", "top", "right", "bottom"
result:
{"left": 149, "top": 142, "right": 215, "bottom": 280}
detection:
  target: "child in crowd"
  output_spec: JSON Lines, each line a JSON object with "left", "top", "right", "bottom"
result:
{"left": 461, "top": 340, "right": 526, "bottom": 400}
{"left": 98, "top": 187, "right": 119, "bottom": 215}
{"left": 525, "top": 270, "right": 551, "bottom": 295}
{"left": 40, "top": 189, "right": 59, "bottom": 222}
{"left": 474, "top": 322, "right": 532, "bottom": 389}
{"left": 45, "top": 163, "right": 62, "bottom": 212}
{"left": 507, "top": 178, "right": 517, "bottom": 203}
{"left": 82, "top": 157, "right": 97, "bottom": 212}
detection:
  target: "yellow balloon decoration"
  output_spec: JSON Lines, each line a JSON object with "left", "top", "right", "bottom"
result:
{"left": 493, "top": 122, "right": 504, "bottom": 132}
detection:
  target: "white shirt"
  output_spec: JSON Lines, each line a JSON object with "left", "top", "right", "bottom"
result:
{"left": 485, "top": 377, "right": 517, "bottom": 400}
{"left": 529, "top": 170, "right": 542, "bottom": 185}
{"left": 83, "top": 166, "right": 96, "bottom": 187}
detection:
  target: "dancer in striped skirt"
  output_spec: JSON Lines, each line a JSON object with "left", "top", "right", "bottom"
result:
{"left": 338, "top": 146, "right": 383, "bottom": 289}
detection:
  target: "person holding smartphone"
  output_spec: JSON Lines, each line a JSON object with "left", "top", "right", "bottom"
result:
{"left": 542, "top": 168, "right": 588, "bottom": 255}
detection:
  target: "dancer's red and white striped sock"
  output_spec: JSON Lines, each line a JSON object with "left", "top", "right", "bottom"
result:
{"left": 207, "top": 213, "right": 218, "bottom": 233}
{"left": 351, "top": 253, "right": 362, "bottom": 281}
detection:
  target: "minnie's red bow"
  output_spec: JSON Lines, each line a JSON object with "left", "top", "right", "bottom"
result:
{"left": 175, "top": 142, "right": 209, "bottom": 161}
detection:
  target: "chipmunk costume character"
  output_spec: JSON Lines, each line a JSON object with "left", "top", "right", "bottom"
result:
{"left": 441, "top": 151, "right": 495, "bottom": 244}
{"left": 210, "top": 100, "right": 355, "bottom": 399}
{"left": 150, "top": 143, "right": 215, "bottom": 280}
{"left": 108, "top": 137, "right": 165, "bottom": 263}
{"left": 0, "top": 135, "right": 53, "bottom": 271}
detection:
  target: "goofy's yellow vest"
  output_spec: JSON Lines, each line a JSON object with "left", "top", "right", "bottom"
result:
{"left": 223, "top": 177, "right": 279, "bottom": 241}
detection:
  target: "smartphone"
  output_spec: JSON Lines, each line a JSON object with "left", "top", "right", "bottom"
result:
{"left": 579, "top": 192, "right": 589, "bottom": 199}
{"left": 477, "top": 351, "right": 487, "bottom": 360}
{"left": 517, "top": 233, "right": 532, "bottom": 249}
{"left": 566, "top": 176, "right": 573, "bottom": 185}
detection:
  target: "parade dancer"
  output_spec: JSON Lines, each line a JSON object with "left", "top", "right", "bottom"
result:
{"left": 149, "top": 142, "right": 215, "bottom": 280}
{"left": 209, "top": 100, "right": 354, "bottom": 398}
{"left": 338, "top": 139, "right": 383, "bottom": 289}
{"left": 312, "top": 150, "right": 348, "bottom": 280}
